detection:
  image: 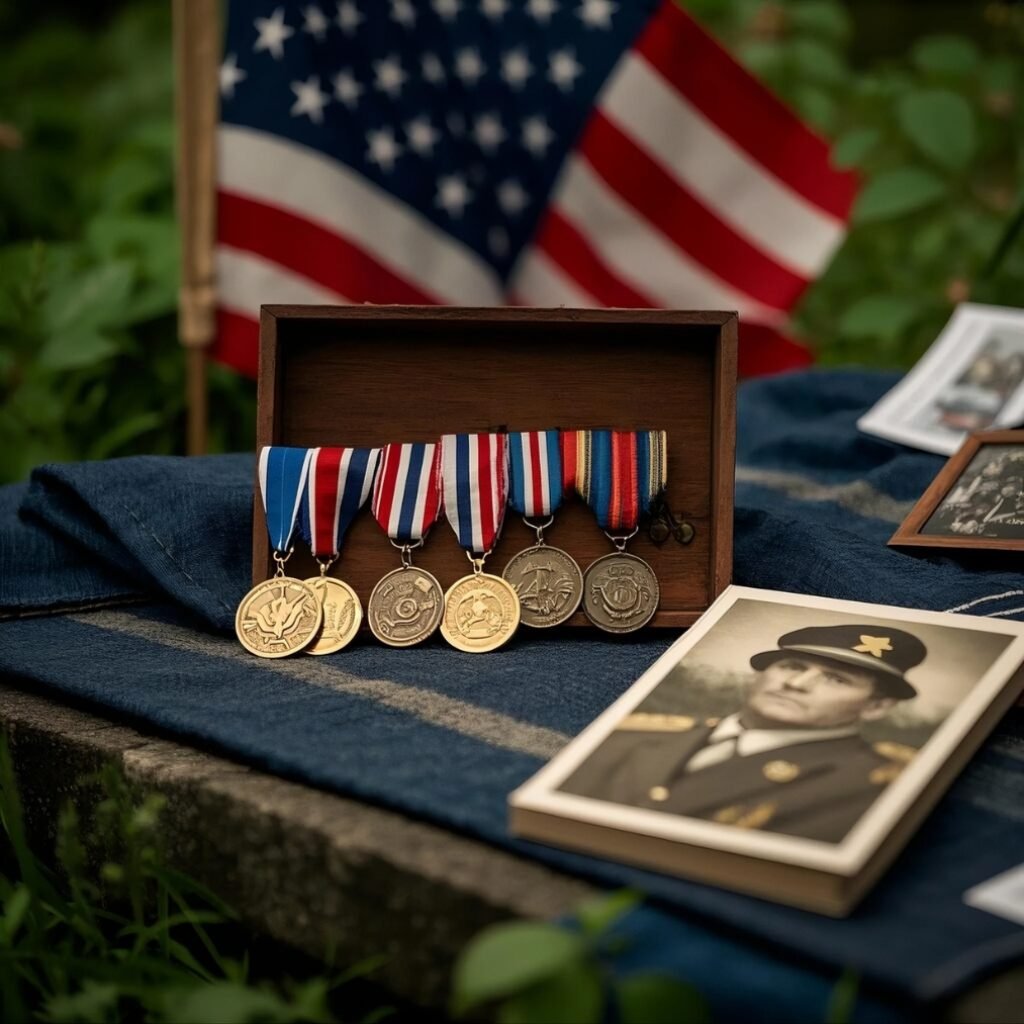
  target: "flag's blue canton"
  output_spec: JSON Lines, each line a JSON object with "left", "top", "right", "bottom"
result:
{"left": 221, "top": 0, "right": 657, "bottom": 279}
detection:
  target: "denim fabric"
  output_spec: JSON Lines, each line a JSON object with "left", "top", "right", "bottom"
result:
{"left": 1, "top": 370, "right": 1022, "bottom": 1018}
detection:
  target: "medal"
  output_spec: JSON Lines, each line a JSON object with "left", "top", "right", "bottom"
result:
{"left": 367, "top": 441, "right": 446, "bottom": 647}
{"left": 576, "top": 429, "right": 666, "bottom": 634}
{"left": 236, "top": 446, "right": 323, "bottom": 658}
{"left": 501, "top": 429, "right": 582, "bottom": 628}
{"left": 298, "top": 445, "right": 381, "bottom": 654}
{"left": 440, "top": 432, "right": 520, "bottom": 653}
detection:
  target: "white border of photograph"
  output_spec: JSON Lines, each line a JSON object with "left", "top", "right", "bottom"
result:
{"left": 510, "top": 585, "right": 1024, "bottom": 878}
{"left": 857, "top": 303, "right": 1024, "bottom": 454}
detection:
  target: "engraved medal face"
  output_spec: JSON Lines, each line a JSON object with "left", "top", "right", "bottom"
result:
{"left": 502, "top": 545, "right": 583, "bottom": 628}
{"left": 235, "top": 577, "right": 324, "bottom": 658}
{"left": 440, "top": 572, "right": 521, "bottom": 653}
{"left": 582, "top": 553, "right": 660, "bottom": 634}
{"left": 303, "top": 576, "right": 363, "bottom": 655}
{"left": 368, "top": 566, "right": 445, "bottom": 647}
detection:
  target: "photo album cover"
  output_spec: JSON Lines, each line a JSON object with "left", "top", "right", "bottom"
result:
{"left": 509, "top": 586, "right": 1024, "bottom": 916}
{"left": 857, "top": 303, "right": 1024, "bottom": 455}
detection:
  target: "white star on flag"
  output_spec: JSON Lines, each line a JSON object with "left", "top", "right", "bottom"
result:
{"left": 497, "top": 179, "right": 530, "bottom": 216}
{"left": 454, "top": 48, "right": 485, "bottom": 87}
{"left": 576, "top": 0, "right": 617, "bottom": 28}
{"left": 421, "top": 53, "right": 446, "bottom": 84}
{"left": 335, "top": 0, "right": 363, "bottom": 35}
{"left": 366, "top": 127, "right": 402, "bottom": 172}
{"left": 253, "top": 8, "right": 294, "bottom": 60}
{"left": 391, "top": 0, "right": 416, "bottom": 28}
{"left": 219, "top": 53, "right": 247, "bottom": 98}
{"left": 501, "top": 48, "right": 533, "bottom": 90}
{"left": 406, "top": 116, "right": 440, "bottom": 157}
{"left": 527, "top": 0, "right": 559, "bottom": 23}
{"left": 548, "top": 48, "right": 582, "bottom": 91}
{"left": 332, "top": 69, "right": 363, "bottom": 108}
{"left": 432, "top": 0, "right": 461, "bottom": 21}
{"left": 436, "top": 174, "right": 473, "bottom": 217}
{"left": 473, "top": 113, "right": 506, "bottom": 153}
{"left": 373, "top": 55, "right": 407, "bottom": 98}
{"left": 290, "top": 76, "right": 329, "bottom": 122}
{"left": 480, "top": 0, "right": 508, "bottom": 19}
{"left": 302, "top": 5, "right": 329, "bottom": 39}
{"left": 521, "top": 115, "right": 554, "bottom": 157}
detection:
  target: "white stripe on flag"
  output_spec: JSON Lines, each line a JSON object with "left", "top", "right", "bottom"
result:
{"left": 509, "top": 249, "right": 598, "bottom": 307}
{"left": 537, "top": 432, "right": 551, "bottom": 516}
{"left": 599, "top": 53, "right": 845, "bottom": 278}
{"left": 218, "top": 124, "right": 503, "bottom": 305}
{"left": 218, "top": 246, "right": 346, "bottom": 315}
{"left": 551, "top": 156, "right": 786, "bottom": 325}
{"left": 391, "top": 445, "right": 412, "bottom": 539}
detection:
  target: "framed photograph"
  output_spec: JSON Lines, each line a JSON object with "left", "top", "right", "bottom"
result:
{"left": 509, "top": 586, "right": 1024, "bottom": 916}
{"left": 889, "top": 430, "right": 1024, "bottom": 552}
{"left": 857, "top": 303, "right": 1024, "bottom": 455}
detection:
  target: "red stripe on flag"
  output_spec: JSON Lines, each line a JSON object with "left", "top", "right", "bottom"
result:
{"left": 579, "top": 112, "right": 808, "bottom": 309}
{"left": 634, "top": 1, "right": 857, "bottom": 220}
{"left": 218, "top": 191, "right": 437, "bottom": 304}
{"left": 528, "top": 432, "right": 544, "bottom": 517}
{"left": 313, "top": 447, "right": 344, "bottom": 556}
{"left": 477, "top": 435, "right": 495, "bottom": 554}
{"left": 739, "top": 323, "right": 814, "bottom": 376}
{"left": 213, "top": 309, "right": 259, "bottom": 377}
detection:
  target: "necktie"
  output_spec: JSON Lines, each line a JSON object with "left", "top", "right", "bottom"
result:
{"left": 686, "top": 732, "right": 741, "bottom": 773}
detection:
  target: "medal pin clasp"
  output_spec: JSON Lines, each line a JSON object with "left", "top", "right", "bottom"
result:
{"left": 604, "top": 528, "right": 638, "bottom": 553}
{"left": 272, "top": 548, "right": 294, "bottom": 578}
{"left": 524, "top": 514, "right": 554, "bottom": 547}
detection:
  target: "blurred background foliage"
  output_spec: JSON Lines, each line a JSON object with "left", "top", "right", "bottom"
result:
{"left": 0, "top": 0, "right": 1022, "bottom": 482}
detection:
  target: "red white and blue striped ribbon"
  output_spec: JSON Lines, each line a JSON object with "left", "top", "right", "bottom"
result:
{"left": 575, "top": 430, "right": 667, "bottom": 532}
{"left": 258, "top": 446, "right": 312, "bottom": 552}
{"left": 298, "top": 446, "right": 381, "bottom": 558}
{"left": 508, "top": 430, "right": 563, "bottom": 518}
{"left": 371, "top": 442, "right": 443, "bottom": 545}
{"left": 441, "top": 433, "right": 509, "bottom": 557}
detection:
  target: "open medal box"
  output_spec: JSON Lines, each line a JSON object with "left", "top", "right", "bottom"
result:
{"left": 253, "top": 306, "right": 737, "bottom": 631}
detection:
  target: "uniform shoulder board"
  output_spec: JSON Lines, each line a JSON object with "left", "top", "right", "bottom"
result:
{"left": 872, "top": 741, "right": 917, "bottom": 763}
{"left": 617, "top": 712, "right": 696, "bottom": 732}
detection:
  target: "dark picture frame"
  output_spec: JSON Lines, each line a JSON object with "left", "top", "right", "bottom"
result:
{"left": 889, "top": 430, "right": 1024, "bottom": 552}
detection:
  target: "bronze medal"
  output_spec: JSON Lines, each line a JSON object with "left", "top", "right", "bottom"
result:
{"left": 368, "top": 565, "right": 444, "bottom": 647}
{"left": 582, "top": 551, "right": 660, "bottom": 634}
{"left": 235, "top": 576, "right": 323, "bottom": 658}
{"left": 502, "top": 544, "right": 583, "bottom": 628}
{"left": 441, "top": 571, "right": 520, "bottom": 653}
{"left": 304, "top": 576, "right": 362, "bottom": 655}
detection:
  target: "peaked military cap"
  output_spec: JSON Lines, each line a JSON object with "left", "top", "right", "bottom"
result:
{"left": 749, "top": 624, "right": 926, "bottom": 700}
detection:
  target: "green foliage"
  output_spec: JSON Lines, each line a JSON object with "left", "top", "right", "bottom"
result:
{"left": 0, "top": 739, "right": 387, "bottom": 1023}
{"left": 0, "top": 4, "right": 254, "bottom": 483}
{"left": 451, "top": 890, "right": 709, "bottom": 1024}
{"left": 687, "top": 0, "right": 1024, "bottom": 368}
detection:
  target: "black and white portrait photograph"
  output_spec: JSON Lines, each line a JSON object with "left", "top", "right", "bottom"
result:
{"left": 922, "top": 443, "right": 1024, "bottom": 540}
{"left": 858, "top": 304, "right": 1024, "bottom": 455}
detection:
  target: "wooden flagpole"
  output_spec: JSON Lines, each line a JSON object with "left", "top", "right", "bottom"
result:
{"left": 173, "top": 0, "right": 219, "bottom": 456}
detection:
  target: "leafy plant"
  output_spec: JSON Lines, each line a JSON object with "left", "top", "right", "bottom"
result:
{"left": 0, "top": 738, "right": 388, "bottom": 1023}
{"left": 451, "top": 890, "right": 709, "bottom": 1023}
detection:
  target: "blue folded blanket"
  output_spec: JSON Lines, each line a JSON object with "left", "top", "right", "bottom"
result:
{"left": 1, "top": 370, "right": 1021, "bottom": 1018}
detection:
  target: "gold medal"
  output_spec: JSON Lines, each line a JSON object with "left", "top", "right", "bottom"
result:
{"left": 441, "top": 564, "right": 521, "bottom": 653}
{"left": 235, "top": 575, "right": 323, "bottom": 658}
{"left": 582, "top": 549, "right": 660, "bottom": 634}
{"left": 368, "top": 563, "right": 444, "bottom": 647}
{"left": 304, "top": 575, "right": 362, "bottom": 654}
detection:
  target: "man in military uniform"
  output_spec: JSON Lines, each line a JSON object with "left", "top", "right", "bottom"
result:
{"left": 560, "top": 624, "right": 926, "bottom": 843}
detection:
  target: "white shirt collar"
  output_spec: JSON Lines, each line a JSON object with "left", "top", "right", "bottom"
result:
{"left": 709, "top": 712, "right": 858, "bottom": 757}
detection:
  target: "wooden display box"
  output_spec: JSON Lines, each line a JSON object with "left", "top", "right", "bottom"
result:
{"left": 254, "top": 306, "right": 737, "bottom": 630}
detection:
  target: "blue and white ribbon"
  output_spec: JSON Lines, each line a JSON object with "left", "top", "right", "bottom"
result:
{"left": 258, "top": 446, "right": 313, "bottom": 552}
{"left": 442, "top": 433, "right": 509, "bottom": 557}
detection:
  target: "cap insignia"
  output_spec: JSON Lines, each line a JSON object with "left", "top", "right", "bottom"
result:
{"left": 853, "top": 635, "right": 893, "bottom": 659}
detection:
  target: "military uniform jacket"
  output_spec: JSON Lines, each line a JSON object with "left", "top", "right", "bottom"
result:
{"left": 559, "top": 714, "right": 912, "bottom": 844}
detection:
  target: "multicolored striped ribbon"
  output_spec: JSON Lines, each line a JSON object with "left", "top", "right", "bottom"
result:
{"left": 575, "top": 430, "right": 668, "bottom": 532}
{"left": 441, "top": 432, "right": 509, "bottom": 557}
{"left": 298, "top": 446, "right": 381, "bottom": 558}
{"left": 371, "top": 442, "right": 443, "bottom": 545}
{"left": 508, "top": 430, "right": 563, "bottom": 519}
{"left": 258, "top": 446, "right": 312, "bottom": 552}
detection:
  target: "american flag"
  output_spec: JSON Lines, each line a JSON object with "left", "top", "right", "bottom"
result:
{"left": 215, "top": 0, "right": 857, "bottom": 377}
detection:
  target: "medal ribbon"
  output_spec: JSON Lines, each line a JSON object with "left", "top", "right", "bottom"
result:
{"left": 371, "top": 442, "right": 443, "bottom": 544}
{"left": 575, "top": 430, "right": 667, "bottom": 532}
{"left": 508, "top": 430, "right": 563, "bottom": 518}
{"left": 441, "top": 432, "right": 509, "bottom": 557}
{"left": 258, "top": 446, "right": 313, "bottom": 552}
{"left": 299, "top": 446, "right": 382, "bottom": 558}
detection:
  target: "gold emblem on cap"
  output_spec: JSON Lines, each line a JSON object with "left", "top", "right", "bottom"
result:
{"left": 763, "top": 760, "right": 800, "bottom": 783}
{"left": 648, "top": 785, "right": 670, "bottom": 802}
{"left": 853, "top": 635, "right": 893, "bottom": 658}
{"left": 713, "top": 802, "right": 777, "bottom": 829}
